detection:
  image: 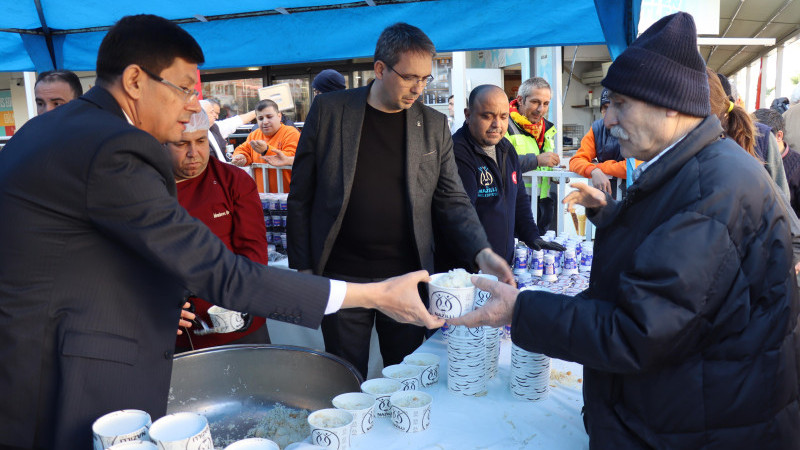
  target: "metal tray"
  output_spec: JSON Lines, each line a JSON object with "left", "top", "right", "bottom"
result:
{"left": 168, "top": 344, "right": 362, "bottom": 445}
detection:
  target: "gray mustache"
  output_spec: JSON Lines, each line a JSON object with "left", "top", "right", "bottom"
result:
{"left": 609, "top": 126, "right": 629, "bottom": 141}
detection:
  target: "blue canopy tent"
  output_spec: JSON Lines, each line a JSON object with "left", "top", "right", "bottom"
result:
{"left": 0, "top": 0, "right": 639, "bottom": 73}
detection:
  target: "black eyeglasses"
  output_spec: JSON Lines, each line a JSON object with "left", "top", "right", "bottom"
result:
{"left": 385, "top": 64, "right": 434, "bottom": 86}
{"left": 141, "top": 67, "right": 199, "bottom": 103}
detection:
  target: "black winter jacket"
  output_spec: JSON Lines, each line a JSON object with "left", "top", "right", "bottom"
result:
{"left": 512, "top": 116, "right": 800, "bottom": 448}
{"left": 435, "top": 125, "right": 541, "bottom": 270}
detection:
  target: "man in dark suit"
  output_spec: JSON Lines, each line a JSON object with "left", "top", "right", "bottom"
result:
{"left": 0, "top": 15, "right": 441, "bottom": 449}
{"left": 288, "top": 23, "right": 513, "bottom": 379}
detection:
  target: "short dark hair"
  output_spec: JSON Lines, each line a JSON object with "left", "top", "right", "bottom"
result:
{"left": 752, "top": 108, "right": 785, "bottom": 135}
{"left": 206, "top": 98, "right": 222, "bottom": 108}
{"left": 96, "top": 14, "right": 204, "bottom": 84}
{"left": 35, "top": 70, "right": 83, "bottom": 98}
{"left": 374, "top": 23, "right": 436, "bottom": 68}
{"left": 256, "top": 99, "right": 280, "bottom": 113}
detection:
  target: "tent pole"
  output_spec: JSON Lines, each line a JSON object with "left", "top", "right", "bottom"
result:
{"left": 33, "top": 0, "right": 57, "bottom": 70}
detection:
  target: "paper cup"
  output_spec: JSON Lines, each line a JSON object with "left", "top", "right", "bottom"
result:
{"left": 427, "top": 273, "right": 475, "bottom": 319}
{"left": 389, "top": 390, "right": 432, "bottom": 433}
{"left": 473, "top": 274, "right": 497, "bottom": 308}
{"left": 402, "top": 353, "right": 440, "bottom": 387}
{"left": 332, "top": 392, "right": 375, "bottom": 435}
{"left": 360, "top": 378, "right": 402, "bottom": 419}
{"left": 225, "top": 438, "right": 280, "bottom": 450}
{"left": 93, "top": 409, "right": 152, "bottom": 450}
{"left": 149, "top": 412, "right": 213, "bottom": 450}
{"left": 207, "top": 306, "right": 247, "bottom": 333}
{"left": 308, "top": 408, "right": 353, "bottom": 450}
{"left": 108, "top": 443, "right": 158, "bottom": 450}
{"left": 381, "top": 364, "right": 423, "bottom": 391}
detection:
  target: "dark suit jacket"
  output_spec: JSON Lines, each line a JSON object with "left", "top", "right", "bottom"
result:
{"left": 0, "top": 87, "right": 329, "bottom": 449}
{"left": 287, "top": 84, "right": 490, "bottom": 275}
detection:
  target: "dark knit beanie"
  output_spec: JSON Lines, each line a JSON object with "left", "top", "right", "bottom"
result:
{"left": 312, "top": 69, "right": 346, "bottom": 93}
{"left": 600, "top": 88, "right": 610, "bottom": 106}
{"left": 601, "top": 12, "right": 710, "bottom": 117}
{"left": 716, "top": 72, "right": 733, "bottom": 100}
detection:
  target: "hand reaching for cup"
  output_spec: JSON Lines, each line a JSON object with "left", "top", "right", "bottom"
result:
{"left": 341, "top": 270, "right": 445, "bottom": 329}
{"left": 447, "top": 276, "right": 519, "bottom": 328}
{"left": 563, "top": 182, "right": 607, "bottom": 213}
{"left": 250, "top": 139, "right": 269, "bottom": 155}
{"left": 231, "top": 154, "right": 247, "bottom": 167}
{"left": 264, "top": 148, "right": 294, "bottom": 167}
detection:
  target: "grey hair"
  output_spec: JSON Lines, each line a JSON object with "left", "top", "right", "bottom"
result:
{"left": 517, "top": 77, "right": 551, "bottom": 102}
{"left": 374, "top": 22, "right": 436, "bottom": 68}
{"left": 184, "top": 109, "right": 210, "bottom": 133}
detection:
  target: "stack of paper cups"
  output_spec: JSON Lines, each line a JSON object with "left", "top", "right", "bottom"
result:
{"left": 473, "top": 274, "right": 500, "bottom": 380}
{"left": 510, "top": 344, "right": 550, "bottom": 402}
{"left": 446, "top": 325, "right": 486, "bottom": 396}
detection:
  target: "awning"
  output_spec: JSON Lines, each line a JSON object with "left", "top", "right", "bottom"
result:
{"left": 0, "top": 0, "right": 640, "bottom": 72}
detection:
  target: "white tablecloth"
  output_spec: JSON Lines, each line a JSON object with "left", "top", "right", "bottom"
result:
{"left": 351, "top": 331, "right": 588, "bottom": 449}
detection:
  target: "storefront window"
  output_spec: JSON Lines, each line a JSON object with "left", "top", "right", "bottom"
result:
{"left": 272, "top": 76, "right": 311, "bottom": 123}
{"left": 201, "top": 78, "right": 263, "bottom": 120}
{"left": 353, "top": 70, "right": 374, "bottom": 88}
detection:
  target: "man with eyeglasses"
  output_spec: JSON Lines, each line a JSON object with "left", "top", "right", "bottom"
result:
{"left": 288, "top": 22, "right": 513, "bottom": 379}
{"left": 0, "top": 15, "right": 442, "bottom": 448}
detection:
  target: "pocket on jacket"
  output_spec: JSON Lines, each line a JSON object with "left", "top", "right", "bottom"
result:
{"left": 62, "top": 330, "right": 139, "bottom": 365}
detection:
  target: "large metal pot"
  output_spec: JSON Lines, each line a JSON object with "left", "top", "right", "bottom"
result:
{"left": 168, "top": 344, "right": 362, "bottom": 445}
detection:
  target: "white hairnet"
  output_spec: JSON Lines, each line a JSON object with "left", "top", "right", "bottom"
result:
{"left": 199, "top": 99, "right": 211, "bottom": 109}
{"left": 791, "top": 84, "right": 800, "bottom": 105}
{"left": 184, "top": 109, "right": 210, "bottom": 133}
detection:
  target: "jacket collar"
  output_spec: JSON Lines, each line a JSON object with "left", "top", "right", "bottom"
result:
{"left": 79, "top": 85, "right": 128, "bottom": 122}
{"left": 628, "top": 115, "right": 723, "bottom": 197}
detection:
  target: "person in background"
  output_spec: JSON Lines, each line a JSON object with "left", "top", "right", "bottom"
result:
{"left": 568, "top": 88, "right": 627, "bottom": 196}
{"left": 448, "top": 94, "right": 458, "bottom": 134}
{"left": 436, "top": 84, "right": 564, "bottom": 273}
{"left": 0, "top": 15, "right": 440, "bottom": 447}
{"left": 288, "top": 22, "right": 512, "bottom": 379}
{"left": 753, "top": 107, "right": 800, "bottom": 217}
{"left": 451, "top": 12, "right": 799, "bottom": 448}
{"left": 783, "top": 84, "right": 800, "bottom": 152}
{"left": 231, "top": 99, "right": 300, "bottom": 193}
{"left": 312, "top": 69, "right": 346, "bottom": 96}
{"left": 201, "top": 98, "right": 256, "bottom": 162}
{"left": 34, "top": 70, "right": 83, "bottom": 115}
{"left": 167, "top": 109, "right": 270, "bottom": 352}
{"left": 713, "top": 70, "right": 790, "bottom": 202}
{"left": 506, "top": 77, "right": 560, "bottom": 233}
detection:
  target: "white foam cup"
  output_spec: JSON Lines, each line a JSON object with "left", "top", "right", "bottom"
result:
{"left": 148, "top": 412, "right": 213, "bottom": 450}
{"left": 92, "top": 409, "right": 152, "bottom": 450}
{"left": 207, "top": 306, "right": 246, "bottom": 333}
{"left": 224, "top": 438, "right": 280, "bottom": 450}
{"left": 332, "top": 392, "right": 375, "bottom": 435}
{"left": 427, "top": 273, "right": 476, "bottom": 319}
{"left": 308, "top": 408, "right": 353, "bottom": 450}
{"left": 389, "top": 390, "right": 432, "bottom": 433}
{"left": 382, "top": 364, "right": 423, "bottom": 391}
{"left": 360, "top": 378, "right": 402, "bottom": 419}
{"left": 402, "top": 353, "right": 441, "bottom": 387}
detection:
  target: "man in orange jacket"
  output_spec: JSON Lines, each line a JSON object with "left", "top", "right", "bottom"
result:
{"left": 231, "top": 99, "right": 299, "bottom": 193}
{"left": 569, "top": 89, "right": 628, "bottom": 196}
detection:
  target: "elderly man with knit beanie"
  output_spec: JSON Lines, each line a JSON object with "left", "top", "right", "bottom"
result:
{"left": 451, "top": 12, "right": 799, "bottom": 448}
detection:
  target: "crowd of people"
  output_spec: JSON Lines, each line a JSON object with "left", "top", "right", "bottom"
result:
{"left": 0, "top": 10, "right": 798, "bottom": 450}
